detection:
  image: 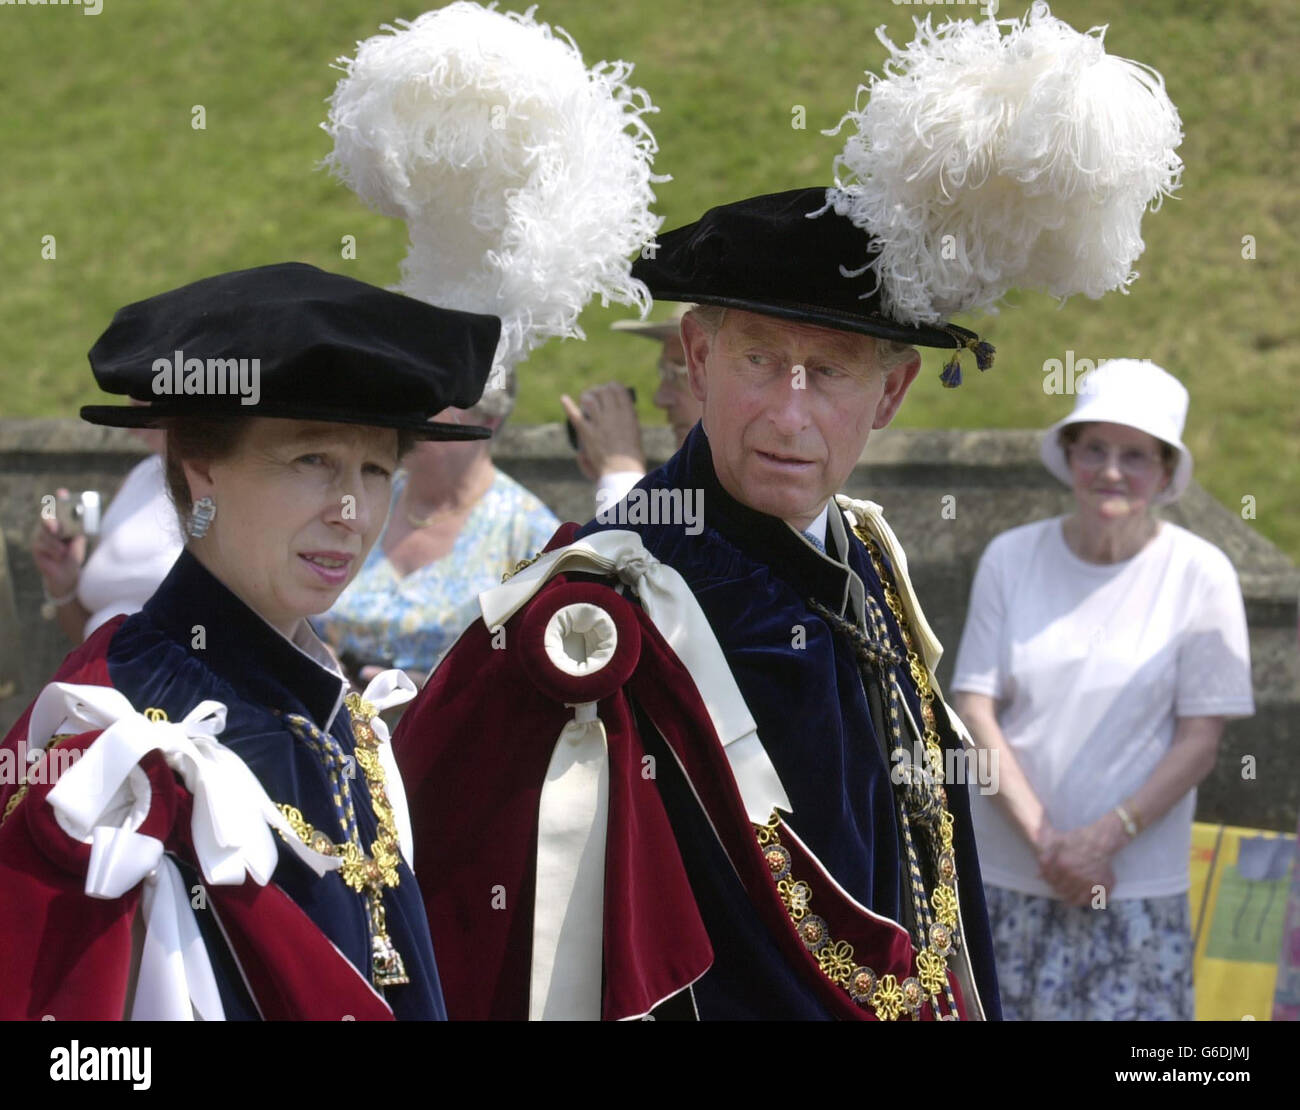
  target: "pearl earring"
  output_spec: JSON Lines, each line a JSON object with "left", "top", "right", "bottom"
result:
{"left": 187, "top": 496, "right": 216, "bottom": 539}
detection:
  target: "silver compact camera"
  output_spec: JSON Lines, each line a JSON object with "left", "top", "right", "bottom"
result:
{"left": 51, "top": 490, "right": 102, "bottom": 540}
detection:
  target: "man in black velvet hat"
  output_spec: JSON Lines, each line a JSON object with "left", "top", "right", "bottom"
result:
{"left": 394, "top": 0, "right": 1187, "bottom": 1019}
{"left": 578, "top": 189, "right": 1002, "bottom": 1019}
{"left": 395, "top": 190, "right": 1003, "bottom": 1021}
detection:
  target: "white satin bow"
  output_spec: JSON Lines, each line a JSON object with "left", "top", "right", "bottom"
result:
{"left": 33, "top": 682, "right": 341, "bottom": 1021}
{"left": 478, "top": 531, "right": 791, "bottom": 1021}
{"left": 481, "top": 530, "right": 791, "bottom": 824}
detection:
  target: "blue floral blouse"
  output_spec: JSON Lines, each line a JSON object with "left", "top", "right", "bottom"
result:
{"left": 314, "top": 469, "right": 559, "bottom": 677}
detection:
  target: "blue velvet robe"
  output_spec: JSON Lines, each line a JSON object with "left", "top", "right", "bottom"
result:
{"left": 578, "top": 424, "right": 1002, "bottom": 1019}
{"left": 103, "top": 550, "right": 446, "bottom": 1019}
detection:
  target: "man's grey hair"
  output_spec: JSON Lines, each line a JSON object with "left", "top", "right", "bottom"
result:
{"left": 684, "top": 305, "right": 918, "bottom": 374}
{"left": 467, "top": 366, "right": 517, "bottom": 423}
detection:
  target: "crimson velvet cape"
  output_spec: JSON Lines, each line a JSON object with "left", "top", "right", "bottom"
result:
{"left": 396, "top": 423, "right": 1002, "bottom": 1020}
{"left": 0, "top": 550, "right": 444, "bottom": 1020}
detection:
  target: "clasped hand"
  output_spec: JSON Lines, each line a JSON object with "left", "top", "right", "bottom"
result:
{"left": 1035, "top": 815, "right": 1128, "bottom": 907}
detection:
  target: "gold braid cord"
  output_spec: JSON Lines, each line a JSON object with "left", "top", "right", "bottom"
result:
{"left": 753, "top": 526, "right": 963, "bottom": 1020}
{"left": 1, "top": 733, "right": 76, "bottom": 828}
{"left": 280, "top": 694, "right": 409, "bottom": 989}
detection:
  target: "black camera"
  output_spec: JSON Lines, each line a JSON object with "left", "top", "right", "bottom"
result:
{"left": 565, "top": 386, "right": 637, "bottom": 451}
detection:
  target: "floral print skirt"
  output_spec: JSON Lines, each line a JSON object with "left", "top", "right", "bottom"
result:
{"left": 983, "top": 884, "right": 1194, "bottom": 1021}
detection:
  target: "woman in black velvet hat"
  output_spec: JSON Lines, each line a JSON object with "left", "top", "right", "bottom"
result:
{"left": 0, "top": 262, "right": 499, "bottom": 1021}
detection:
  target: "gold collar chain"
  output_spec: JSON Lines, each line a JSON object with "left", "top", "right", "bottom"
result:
{"left": 857, "top": 528, "right": 961, "bottom": 1016}
{"left": 753, "top": 527, "right": 963, "bottom": 1020}
{"left": 280, "top": 693, "right": 408, "bottom": 989}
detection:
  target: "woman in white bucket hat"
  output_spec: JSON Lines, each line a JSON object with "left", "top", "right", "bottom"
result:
{"left": 950, "top": 358, "right": 1255, "bottom": 1020}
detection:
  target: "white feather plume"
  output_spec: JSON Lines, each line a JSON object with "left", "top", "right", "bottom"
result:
{"left": 826, "top": 0, "right": 1183, "bottom": 326}
{"left": 323, "top": 2, "right": 664, "bottom": 386}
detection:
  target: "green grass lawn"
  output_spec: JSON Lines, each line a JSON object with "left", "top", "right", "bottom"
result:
{"left": 2, "top": 0, "right": 1296, "bottom": 557}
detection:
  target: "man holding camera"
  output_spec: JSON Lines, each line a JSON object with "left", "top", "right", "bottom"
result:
{"left": 560, "top": 303, "right": 703, "bottom": 513}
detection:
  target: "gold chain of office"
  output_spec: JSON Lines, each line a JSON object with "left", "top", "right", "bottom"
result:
{"left": 278, "top": 693, "right": 409, "bottom": 989}
{"left": 752, "top": 525, "right": 963, "bottom": 1020}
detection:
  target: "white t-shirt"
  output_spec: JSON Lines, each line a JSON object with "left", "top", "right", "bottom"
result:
{"left": 951, "top": 516, "right": 1254, "bottom": 899}
{"left": 77, "top": 455, "right": 185, "bottom": 639}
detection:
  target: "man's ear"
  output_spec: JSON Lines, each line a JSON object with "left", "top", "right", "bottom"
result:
{"left": 680, "top": 313, "right": 712, "bottom": 405}
{"left": 872, "top": 350, "right": 922, "bottom": 430}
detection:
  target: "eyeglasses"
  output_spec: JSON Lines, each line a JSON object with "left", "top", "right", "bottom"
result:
{"left": 1070, "top": 441, "right": 1163, "bottom": 477}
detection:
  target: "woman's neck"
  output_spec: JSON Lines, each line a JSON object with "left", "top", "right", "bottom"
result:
{"left": 1063, "top": 510, "right": 1159, "bottom": 564}
{"left": 185, "top": 541, "right": 305, "bottom": 640}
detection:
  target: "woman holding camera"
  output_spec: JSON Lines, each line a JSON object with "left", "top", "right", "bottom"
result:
{"left": 31, "top": 418, "right": 183, "bottom": 644}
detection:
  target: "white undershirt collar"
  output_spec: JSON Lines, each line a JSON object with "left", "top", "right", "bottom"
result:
{"left": 803, "top": 503, "right": 830, "bottom": 547}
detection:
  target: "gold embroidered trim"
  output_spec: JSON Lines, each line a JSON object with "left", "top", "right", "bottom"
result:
{"left": 756, "top": 523, "right": 966, "bottom": 1019}
{"left": 756, "top": 813, "right": 925, "bottom": 1021}
{"left": 501, "top": 552, "right": 542, "bottom": 583}
{"left": 1, "top": 785, "right": 27, "bottom": 826}
{"left": 0, "top": 733, "right": 77, "bottom": 829}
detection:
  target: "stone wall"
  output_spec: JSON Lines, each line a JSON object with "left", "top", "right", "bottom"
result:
{"left": 3, "top": 420, "right": 1296, "bottom": 830}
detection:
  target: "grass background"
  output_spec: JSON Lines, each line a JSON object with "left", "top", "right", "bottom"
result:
{"left": 1, "top": 0, "right": 1296, "bottom": 556}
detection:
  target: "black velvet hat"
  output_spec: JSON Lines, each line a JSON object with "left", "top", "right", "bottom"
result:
{"left": 632, "top": 189, "right": 991, "bottom": 377}
{"left": 81, "top": 262, "right": 502, "bottom": 440}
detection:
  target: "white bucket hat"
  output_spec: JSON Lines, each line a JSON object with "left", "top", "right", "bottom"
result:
{"left": 1040, "top": 359, "right": 1193, "bottom": 505}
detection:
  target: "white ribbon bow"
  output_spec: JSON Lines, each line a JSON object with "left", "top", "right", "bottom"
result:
{"left": 84, "top": 825, "right": 224, "bottom": 1020}
{"left": 479, "top": 532, "right": 791, "bottom": 1022}
{"left": 481, "top": 530, "right": 791, "bottom": 824}
{"left": 33, "top": 682, "right": 342, "bottom": 1021}
{"left": 532, "top": 698, "right": 609, "bottom": 1022}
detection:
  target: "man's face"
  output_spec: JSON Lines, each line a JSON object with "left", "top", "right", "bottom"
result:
{"left": 652, "top": 334, "right": 703, "bottom": 447}
{"left": 682, "top": 309, "right": 919, "bottom": 531}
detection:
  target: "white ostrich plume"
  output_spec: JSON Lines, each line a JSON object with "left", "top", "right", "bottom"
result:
{"left": 323, "top": 2, "right": 665, "bottom": 386}
{"left": 826, "top": 0, "right": 1183, "bottom": 327}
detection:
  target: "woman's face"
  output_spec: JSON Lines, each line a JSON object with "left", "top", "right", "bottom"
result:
{"left": 1067, "top": 421, "right": 1171, "bottom": 523}
{"left": 183, "top": 418, "right": 399, "bottom": 634}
